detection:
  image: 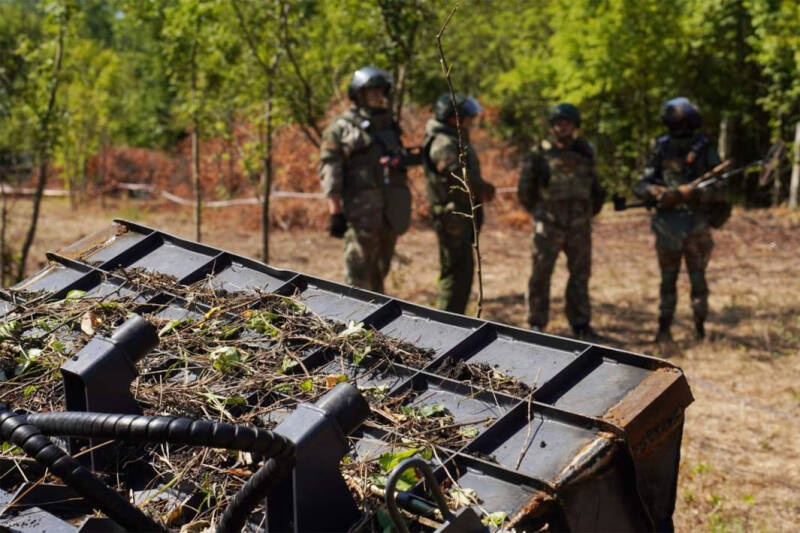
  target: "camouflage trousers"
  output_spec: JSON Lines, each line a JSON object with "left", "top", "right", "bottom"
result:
{"left": 344, "top": 226, "right": 397, "bottom": 293}
{"left": 433, "top": 212, "right": 475, "bottom": 314}
{"left": 656, "top": 229, "right": 713, "bottom": 324}
{"left": 526, "top": 221, "right": 592, "bottom": 329}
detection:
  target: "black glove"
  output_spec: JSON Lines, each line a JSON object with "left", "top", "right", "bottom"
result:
{"left": 328, "top": 213, "right": 347, "bottom": 238}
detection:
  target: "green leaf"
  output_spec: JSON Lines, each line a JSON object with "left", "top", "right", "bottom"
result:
{"left": 23, "top": 385, "right": 37, "bottom": 396}
{"left": 457, "top": 426, "right": 480, "bottom": 439}
{"left": 158, "top": 319, "right": 186, "bottom": 337}
{"left": 0, "top": 321, "right": 22, "bottom": 340}
{"left": 482, "top": 511, "right": 508, "bottom": 527}
{"left": 50, "top": 340, "right": 66, "bottom": 354}
{"left": 280, "top": 356, "right": 299, "bottom": 373}
{"left": 448, "top": 487, "right": 478, "bottom": 507}
{"left": 379, "top": 447, "right": 420, "bottom": 474}
{"left": 418, "top": 404, "right": 447, "bottom": 418}
{"left": 66, "top": 290, "right": 86, "bottom": 300}
{"left": 352, "top": 345, "right": 370, "bottom": 366}
{"left": 298, "top": 379, "right": 313, "bottom": 392}
{"left": 209, "top": 346, "right": 243, "bottom": 372}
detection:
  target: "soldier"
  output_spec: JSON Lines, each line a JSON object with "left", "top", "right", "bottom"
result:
{"left": 634, "top": 97, "right": 722, "bottom": 342}
{"left": 318, "top": 66, "right": 419, "bottom": 293}
{"left": 422, "top": 93, "right": 496, "bottom": 313}
{"left": 518, "top": 103, "right": 606, "bottom": 339}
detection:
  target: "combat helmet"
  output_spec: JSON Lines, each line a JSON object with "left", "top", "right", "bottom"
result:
{"left": 434, "top": 93, "right": 482, "bottom": 123}
{"left": 548, "top": 103, "right": 581, "bottom": 127}
{"left": 347, "top": 66, "right": 394, "bottom": 101}
{"left": 660, "top": 97, "right": 702, "bottom": 132}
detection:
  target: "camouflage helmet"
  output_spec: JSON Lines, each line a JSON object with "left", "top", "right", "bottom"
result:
{"left": 660, "top": 97, "right": 702, "bottom": 132}
{"left": 548, "top": 103, "right": 581, "bottom": 127}
{"left": 347, "top": 66, "right": 393, "bottom": 101}
{"left": 434, "top": 93, "right": 482, "bottom": 123}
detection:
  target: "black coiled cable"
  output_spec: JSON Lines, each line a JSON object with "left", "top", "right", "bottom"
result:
{"left": 21, "top": 411, "right": 297, "bottom": 532}
{"left": 0, "top": 407, "right": 162, "bottom": 532}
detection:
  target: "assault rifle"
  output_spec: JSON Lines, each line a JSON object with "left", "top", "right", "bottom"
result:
{"left": 613, "top": 141, "right": 786, "bottom": 211}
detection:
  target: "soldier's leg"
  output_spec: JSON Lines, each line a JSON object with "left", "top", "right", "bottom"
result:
{"left": 656, "top": 246, "right": 683, "bottom": 333}
{"left": 375, "top": 229, "right": 398, "bottom": 294}
{"left": 563, "top": 223, "right": 592, "bottom": 330}
{"left": 526, "top": 223, "right": 563, "bottom": 329}
{"left": 434, "top": 216, "right": 474, "bottom": 313}
{"left": 344, "top": 227, "right": 383, "bottom": 292}
{"left": 684, "top": 230, "right": 714, "bottom": 337}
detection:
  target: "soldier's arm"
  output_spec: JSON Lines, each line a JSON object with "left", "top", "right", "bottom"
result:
{"left": 590, "top": 169, "right": 606, "bottom": 215}
{"left": 692, "top": 145, "right": 726, "bottom": 203}
{"left": 633, "top": 148, "right": 664, "bottom": 200}
{"left": 517, "top": 150, "right": 543, "bottom": 212}
{"left": 319, "top": 123, "right": 345, "bottom": 213}
{"left": 465, "top": 145, "right": 495, "bottom": 201}
{"left": 429, "top": 137, "right": 460, "bottom": 178}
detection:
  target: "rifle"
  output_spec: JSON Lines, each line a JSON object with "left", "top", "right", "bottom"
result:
{"left": 613, "top": 141, "right": 786, "bottom": 211}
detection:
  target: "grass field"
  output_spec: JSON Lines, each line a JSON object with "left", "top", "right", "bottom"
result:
{"left": 5, "top": 196, "right": 799, "bottom": 531}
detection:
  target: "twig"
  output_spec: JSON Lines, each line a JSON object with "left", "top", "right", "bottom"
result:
{"left": 435, "top": 4, "right": 485, "bottom": 318}
{"left": 515, "top": 367, "right": 541, "bottom": 470}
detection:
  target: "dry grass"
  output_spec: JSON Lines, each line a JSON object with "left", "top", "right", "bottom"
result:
{"left": 3, "top": 196, "right": 800, "bottom": 531}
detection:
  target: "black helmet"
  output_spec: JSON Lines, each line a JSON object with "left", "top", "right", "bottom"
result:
{"left": 660, "top": 97, "right": 702, "bottom": 132}
{"left": 434, "top": 93, "right": 482, "bottom": 122}
{"left": 347, "top": 66, "right": 393, "bottom": 101}
{"left": 548, "top": 103, "right": 581, "bottom": 127}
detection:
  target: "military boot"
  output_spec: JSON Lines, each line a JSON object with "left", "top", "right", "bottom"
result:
{"left": 695, "top": 319, "right": 706, "bottom": 340}
{"left": 655, "top": 317, "right": 673, "bottom": 343}
{"left": 572, "top": 323, "right": 598, "bottom": 341}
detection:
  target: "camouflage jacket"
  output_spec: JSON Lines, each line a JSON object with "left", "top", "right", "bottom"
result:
{"left": 422, "top": 119, "right": 494, "bottom": 216}
{"left": 319, "top": 107, "right": 412, "bottom": 235}
{"left": 634, "top": 132, "right": 724, "bottom": 240}
{"left": 517, "top": 136, "right": 606, "bottom": 228}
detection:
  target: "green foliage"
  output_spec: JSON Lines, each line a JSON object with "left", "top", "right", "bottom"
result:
{"left": 1, "top": 0, "right": 798, "bottom": 197}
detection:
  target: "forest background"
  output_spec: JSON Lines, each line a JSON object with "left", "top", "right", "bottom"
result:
{"left": 1, "top": 0, "right": 799, "bottom": 279}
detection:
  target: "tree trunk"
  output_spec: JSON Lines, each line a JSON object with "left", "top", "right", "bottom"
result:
{"left": 718, "top": 116, "right": 735, "bottom": 162}
{"left": 262, "top": 79, "right": 273, "bottom": 263}
{"left": 16, "top": 20, "right": 66, "bottom": 281}
{"left": 789, "top": 122, "right": 800, "bottom": 209}
{"left": 0, "top": 180, "right": 7, "bottom": 287}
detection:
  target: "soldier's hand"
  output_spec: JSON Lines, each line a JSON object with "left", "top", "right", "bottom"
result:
{"left": 647, "top": 185, "right": 667, "bottom": 200}
{"left": 657, "top": 189, "right": 682, "bottom": 208}
{"left": 677, "top": 184, "right": 693, "bottom": 200}
{"left": 328, "top": 213, "right": 347, "bottom": 238}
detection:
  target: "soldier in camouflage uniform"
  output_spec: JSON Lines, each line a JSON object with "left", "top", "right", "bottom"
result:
{"left": 319, "top": 67, "right": 419, "bottom": 293}
{"left": 518, "top": 103, "right": 606, "bottom": 339}
{"left": 423, "top": 94, "right": 496, "bottom": 313}
{"left": 634, "top": 97, "right": 723, "bottom": 342}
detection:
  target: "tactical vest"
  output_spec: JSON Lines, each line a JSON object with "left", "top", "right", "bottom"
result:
{"left": 336, "top": 109, "right": 411, "bottom": 235}
{"left": 422, "top": 121, "right": 475, "bottom": 207}
{"left": 540, "top": 139, "right": 594, "bottom": 202}
{"left": 654, "top": 134, "right": 709, "bottom": 187}
{"left": 336, "top": 110, "right": 407, "bottom": 192}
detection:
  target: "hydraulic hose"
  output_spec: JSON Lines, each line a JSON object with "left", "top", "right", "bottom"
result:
{"left": 216, "top": 451, "right": 295, "bottom": 533}
{"left": 25, "top": 412, "right": 294, "bottom": 456}
{"left": 24, "top": 411, "right": 297, "bottom": 532}
{"left": 0, "top": 407, "right": 162, "bottom": 532}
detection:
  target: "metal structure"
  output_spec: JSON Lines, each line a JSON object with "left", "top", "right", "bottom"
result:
{"left": 0, "top": 220, "right": 693, "bottom": 531}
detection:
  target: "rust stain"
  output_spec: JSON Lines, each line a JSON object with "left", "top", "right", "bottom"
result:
{"left": 55, "top": 223, "right": 128, "bottom": 261}
{"left": 603, "top": 367, "right": 693, "bottom": 449}
{"left": 509, "top": 489, "right": 557, "bottom": 528}
{"left": 553, "top": 433, "right": 617, "bottom": 488}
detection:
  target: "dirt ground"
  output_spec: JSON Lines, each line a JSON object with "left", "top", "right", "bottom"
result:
{"left": 5, "top": 196, "right": 800, "bottom": 531}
